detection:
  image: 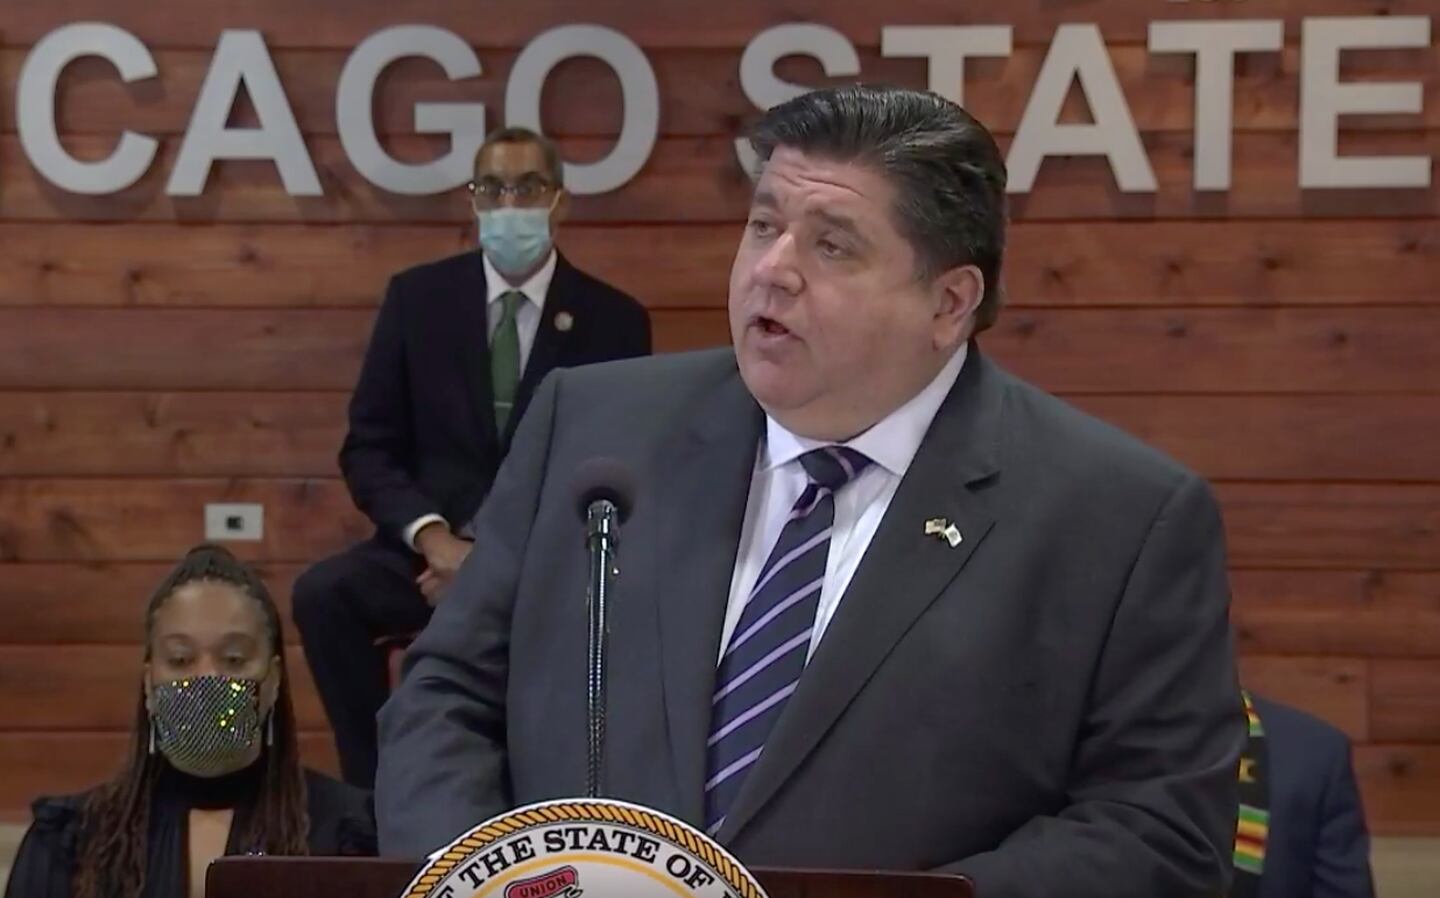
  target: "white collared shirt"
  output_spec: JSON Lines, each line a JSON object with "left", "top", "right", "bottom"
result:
{"left": 717, "top": 344, "right": 970, "bottom": 662}
{"left": 402, "top": 249, "right": 558, "bottom": 551}
{"left": 482, "top": 248, "right": 557, "bottom": 373}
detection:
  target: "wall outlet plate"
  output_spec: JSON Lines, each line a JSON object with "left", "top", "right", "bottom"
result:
{"left": 204, "top": 503, "right": 264, "bottom": 541}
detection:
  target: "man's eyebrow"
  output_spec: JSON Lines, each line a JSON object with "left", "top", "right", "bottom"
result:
{"left": 811, "top": 208, "right": 862, "bottom": 237}
{"left": 747, "top": 192, "right": 870, "bottom": 245}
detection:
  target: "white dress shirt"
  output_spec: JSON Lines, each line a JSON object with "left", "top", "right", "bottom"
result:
{"left": 718, "top": 344, "right": 969, "bottom": 662}
{"left": 402, "top": 249, "right": 558, "bottom": 551}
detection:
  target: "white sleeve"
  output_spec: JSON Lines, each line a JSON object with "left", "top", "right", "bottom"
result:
{"left": 403, "top": 514, "right": 449, "bottom": 551}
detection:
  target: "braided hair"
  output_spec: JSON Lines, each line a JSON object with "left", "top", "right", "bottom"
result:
{"left": 72, "top": 544, "right": 310, "bottom": 898}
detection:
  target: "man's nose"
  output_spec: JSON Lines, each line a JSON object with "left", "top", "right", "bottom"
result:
{"left": 752, "top": 233, "right": 803, "bottom": 294}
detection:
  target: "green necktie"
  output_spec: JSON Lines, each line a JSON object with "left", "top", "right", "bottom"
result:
{"left": 490, "top": 291, "right": 524, "bottom": 432}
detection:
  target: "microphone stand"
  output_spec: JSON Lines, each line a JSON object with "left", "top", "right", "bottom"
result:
{"left": 584, "top": 498, "right": 621, "bottom": 798}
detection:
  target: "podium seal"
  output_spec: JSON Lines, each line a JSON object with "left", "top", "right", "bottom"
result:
{"left": 400, "top": 798, "right": 769, "bottom": 898}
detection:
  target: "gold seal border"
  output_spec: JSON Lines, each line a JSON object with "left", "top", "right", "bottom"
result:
{"left": 403, "top": 800, "right": 766, "bottom": 898}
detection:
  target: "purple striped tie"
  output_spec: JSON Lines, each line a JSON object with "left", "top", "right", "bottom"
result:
{"left": 703, "top": 446, "right": 872, "bottom": 834}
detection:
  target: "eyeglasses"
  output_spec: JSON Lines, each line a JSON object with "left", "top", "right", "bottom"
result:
{"left": 468, "top": 174, "right": 557, "bottom": 210}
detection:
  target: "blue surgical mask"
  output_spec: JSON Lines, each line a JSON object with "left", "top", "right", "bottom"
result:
{"left": 478, "top": 206, "right": 553, "bottom": 277}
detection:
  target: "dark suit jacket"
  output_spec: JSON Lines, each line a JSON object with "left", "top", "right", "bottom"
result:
{"left": 1251, "top": 696, "right": 1376, "bottom": 898}
{"left": 376, "top": 347, "right": 1245, "bottom": 898}
{"left": 339, "top": 250, "right": 650, "bottom": 543}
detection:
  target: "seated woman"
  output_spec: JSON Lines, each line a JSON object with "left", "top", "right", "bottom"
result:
{"left": 4, "top": 545, "right": 375, "bottom": 898}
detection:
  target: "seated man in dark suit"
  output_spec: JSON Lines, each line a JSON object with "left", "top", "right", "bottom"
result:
{"left": 294, "top": 126, "right": 652, "bottom": 788}
{"left": 1232, "top": 691, "right": 1376, "bottom": 898}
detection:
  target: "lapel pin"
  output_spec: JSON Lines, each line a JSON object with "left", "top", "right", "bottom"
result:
{"left": 924, "top": 517, "right": 963, "bottom": 548}
{"left": 554, "top": 311, "right": 574, "bottom": 333}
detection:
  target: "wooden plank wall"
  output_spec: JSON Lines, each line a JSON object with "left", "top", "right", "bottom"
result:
{"left": 1, "top": 1, "right": 1437, "bottom": 833}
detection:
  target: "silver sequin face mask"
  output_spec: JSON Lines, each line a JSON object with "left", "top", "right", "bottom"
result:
{"left": 150, "top": 674, "right": 265, "bottom": 777}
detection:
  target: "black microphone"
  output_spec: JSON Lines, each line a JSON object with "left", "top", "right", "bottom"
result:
{"left": 572, "top": 457, "right": 636, "bottom": 531}
{"left": 569, "top": 458, "right": 637, "bottom": 798}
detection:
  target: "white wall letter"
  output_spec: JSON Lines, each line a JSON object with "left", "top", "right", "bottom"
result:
{"left": 1300, "top": 16, "right": 1430, "bottom": 189}
{"left": 17, "top": 23, "right": 159, "bottom": 194}
{"left": 734, "top": 24, "right": 861, "bottom": 173}
{"left": 1007, "top": 24, "right": 1156, "bottom": 193}
{"left": 880, "top": 26, "right": 1012, "bottom": 105}
{"left": 505, "top": 25, "right": 658, "bottom": 195}
{"left": 1149, "top": 21, "right": 1284, "bottom": 191}
{"left": 337, "top": 26, "right": 486, "bottom": 195}
{"left": 167, "top": 30, "right": 320, "bottom": 196}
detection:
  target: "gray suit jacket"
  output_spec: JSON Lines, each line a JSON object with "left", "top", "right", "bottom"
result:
{"left": 377, "top": 347, "right": 1245, "bottom": 898}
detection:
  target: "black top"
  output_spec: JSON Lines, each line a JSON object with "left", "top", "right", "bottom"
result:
{"left": 3, "top": 764, "right": 375, "bottom": 898}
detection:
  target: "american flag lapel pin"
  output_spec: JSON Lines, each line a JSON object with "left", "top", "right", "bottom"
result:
{"left": 925, "top": 518, "right": 963, "bottom": 547}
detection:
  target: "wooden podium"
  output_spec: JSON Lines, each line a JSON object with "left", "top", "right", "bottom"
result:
{"left": 207, "top": 857, "right": 974, "bottom": 897}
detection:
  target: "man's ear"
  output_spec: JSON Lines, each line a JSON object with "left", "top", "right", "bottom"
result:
{"left": 931, "top": 264, "right": 985, "bottom": 349}
{"left": 550, "top": 189, "right": 572, "bottom": 228}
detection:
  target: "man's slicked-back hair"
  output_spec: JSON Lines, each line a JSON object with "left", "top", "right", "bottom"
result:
{"left": 746, "top": 84, "right": 1009, "bottom": 332}
{"left": 477, "top": 125, "right": 565, "bottom": 188}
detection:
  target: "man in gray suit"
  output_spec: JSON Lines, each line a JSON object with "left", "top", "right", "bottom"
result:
{"left": 377, "top": 85, "right": 1245, "bottom": 898}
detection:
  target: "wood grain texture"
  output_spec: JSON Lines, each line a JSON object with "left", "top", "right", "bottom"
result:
{"left": 5, "top": 307, "right": 1440, "bottom": 392}
{"left": 0, "top": 222, "right": 472, "bottom": 308}
{"left": 0, "top": 307, "right": 730, "bottom": 389}
{"left": 5, "top": 392, "right": 1439, "bottom": 481}
{"left": 1232, "top": 570, "right": 1440, "bottom": 658}
{"left": 0, "top": 392, "right": 348, "bottom": 477}
{"left": 0, "top": 132, "right": 1436, "bottom": 224}
{"left": 1371, "top": 661, "right": 1440, "bottom": 742}
{"left": 1215, "top": 483, "right": 1440, "bottom": 570}
{"left": 0, "top": 479, "right": 368, "bottom": 563}
{"left": 1, "top": 219, "right": 1435, "bottom": 310}
{"left": 3, "top": 44, "right": 1434, "bottom": 138}
{"left": 1355, "top": 745, "right": 1440, "bottom": 835}
{"left": 2, "top": 478, "right": 1437, "bottom": 569}
{"left": 0, "top": 308, "right": 373, "bottom": 391}
{"left": 0, "top": 646, "right": 328, "bottom": 731}
{"left": 0, "top": 0, "right": 1426, "bottom": 47}
{"left": 985, "top": 307, "right": 1440, "bottom": 394}
{"left": 0, "top": 562, "right": 304, "bottom": 644}
{"left": 1239, "top": 655, "right": 1370, "bottom": 740}
{"left": 1068, "top": 395, "right": 1440, "bottom": 483}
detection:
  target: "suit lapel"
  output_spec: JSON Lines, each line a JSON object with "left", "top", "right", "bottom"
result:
{"left": 453, "top": 252, "right": 499, "bottom": 451}
{"left": 718, "top": 348, "right": 1008, "bottom": 842}
{"left": 652, "top": 359, "right": 765, "bottom": 825}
